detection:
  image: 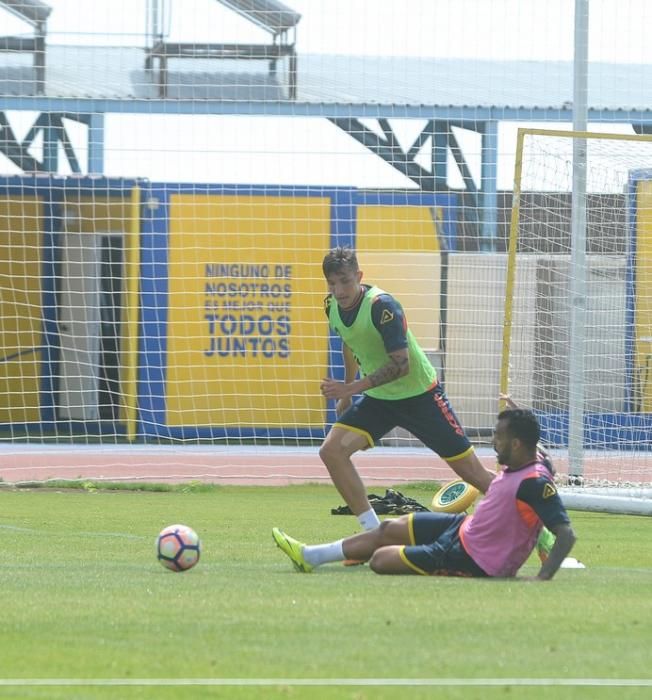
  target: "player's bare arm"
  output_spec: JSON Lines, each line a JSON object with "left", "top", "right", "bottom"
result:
{"left": 321, "top": 348, "right": 410, "bottom": 401}
{"left": 525, "top": 522, "right": 577, "bottom": 581}
{"left": 332, "top": 344, "right": 359, "bottom": 416}
{"left": 342, "top": 344, "right": 358, "bottom": 383}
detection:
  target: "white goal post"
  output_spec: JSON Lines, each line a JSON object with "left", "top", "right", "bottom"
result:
{"left": 503, "top": 128, "right": 652, "bottom": 515}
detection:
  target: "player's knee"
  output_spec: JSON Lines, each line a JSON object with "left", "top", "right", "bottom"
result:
{"left": 319, "top": 440, "right": 341, "bottom": 467}
{"left": 378, "top": 515, "right": 411, "bottom": 544}
{"left": 375, "top": 518, "right": 394, "bottom": 544}
{"left": 368, "top": 549, "right": 391, "bottom": 574}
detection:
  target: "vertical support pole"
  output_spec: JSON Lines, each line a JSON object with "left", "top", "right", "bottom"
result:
{"left": 569, "top": 0, "right": 589, "bottom": 477}
{"left": 480, "top": 120, "right": 499, "bottom": 252}
{"left": 35, "top": 22, "right": 46, "bottom": 94}
{"left": 124, "top": 186, "right": 141, "bottom": 442}
{"left": 87, "top": 113, "right": 105, "bottom": 175}
{"left": 432, "top": 121, "right": 448, "bottom": 190}
{"left": 289, "top": 50, "right": 298, "bottom": 100}
{"left": 42, "top": 114, "right": 58, "bottom": 172}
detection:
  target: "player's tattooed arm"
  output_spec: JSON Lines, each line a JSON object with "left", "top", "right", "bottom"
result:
{"left": 365, "top": 348, "right": 409, "bottom": 388}
{"left": 320, "top": 348, "right": 409, "bottom": 401}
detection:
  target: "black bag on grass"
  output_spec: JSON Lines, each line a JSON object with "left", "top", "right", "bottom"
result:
{"left": 331, "top": 488, "right": 429, "bottom": 516}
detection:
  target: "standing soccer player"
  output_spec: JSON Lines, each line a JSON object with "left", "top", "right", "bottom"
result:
{"left": 319, "top": 246, "right": 495, "bottom": 532}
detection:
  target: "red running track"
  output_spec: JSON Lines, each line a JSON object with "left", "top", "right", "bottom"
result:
{"left": 0, "top": 446, "right": 647, "bottom": 486}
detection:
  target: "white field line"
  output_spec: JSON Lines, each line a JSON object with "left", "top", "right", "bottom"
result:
{"left": 0, "top": 678, "right": 650, "bottom": 687}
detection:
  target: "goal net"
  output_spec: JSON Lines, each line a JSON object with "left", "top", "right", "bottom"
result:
{"left": 504, "top": 128, "right": 652, "bottom": 514}
{"left": 1, "top": 3, "right": 652, "bottom": 502}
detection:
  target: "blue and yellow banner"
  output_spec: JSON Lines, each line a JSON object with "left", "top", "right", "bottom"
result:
{"left": 0, "top": 195, "right": 43, "bottom": 424}
{"left": 161, "top": 191, "right": 332, "bottom": 432}
{"left": 0, "top": 179, "right": 459, "bottom": 440}
{"left": 138, "top": 186, "right": 458, "bottom": 440}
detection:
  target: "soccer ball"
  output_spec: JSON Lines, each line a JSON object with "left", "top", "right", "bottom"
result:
{"left": 156, "top": 524, "right": 201, "bottom": 572}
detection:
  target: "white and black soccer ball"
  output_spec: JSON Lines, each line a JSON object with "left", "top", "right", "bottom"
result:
{"left": 156, "top": 524, "right": 201, "bottom": 572}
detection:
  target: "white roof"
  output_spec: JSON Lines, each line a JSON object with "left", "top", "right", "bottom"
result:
{"left": 0, "top": 46, "right": 651, "bottom": 113}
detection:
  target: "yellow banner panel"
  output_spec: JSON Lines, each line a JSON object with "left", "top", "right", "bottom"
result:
{"left": 356, "top": 205, "right": 440, "bottom": 252}
{"left": 636, "top": 181, "right": 652, "bottom": 412}
{"left": 0, "top": 197, "right": 43, "bottom": 422}
{"left": 356, "top": 205, "right": 441, "bottom": 351}
{"left": 166, "top": 194, "right": 331, "bottom": 428}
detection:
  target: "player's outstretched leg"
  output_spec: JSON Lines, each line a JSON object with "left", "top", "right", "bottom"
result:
{"left": 272, "top": 528, "right": 314, "bottom": 573}
{"left": 445, "top": 451, "right": 495, "bottom": 493}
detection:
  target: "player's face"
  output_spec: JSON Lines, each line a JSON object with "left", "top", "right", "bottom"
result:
{"left": 493, "top": 419, "right": 515, "bottom": 467}
{"left": 326, "top": 268, "right": 363, "bottom": 309}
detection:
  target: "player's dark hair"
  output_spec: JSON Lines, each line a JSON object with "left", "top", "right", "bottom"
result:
{"left": 497, "top": 408, "right": 540, "bottom": 449}
{"left": 322, "top": 246, "right": 359, "bottom": 277}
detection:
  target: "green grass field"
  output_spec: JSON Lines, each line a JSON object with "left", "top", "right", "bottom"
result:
{"left": 0, "top": 483, "right": 650, "bottom": 700}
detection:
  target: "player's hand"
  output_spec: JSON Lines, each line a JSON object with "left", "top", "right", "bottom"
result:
{"left": 499, "top": 393, "right": 519, "bottom": 410}
{"left": 320, "top": 377, "right": 352, "bottom": 401}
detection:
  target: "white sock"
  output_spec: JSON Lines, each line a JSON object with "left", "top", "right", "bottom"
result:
{"left": 303, "top": 540, "right": 345, "bottom": 567}
{"left": 357, "top": 508, "right": 380, "bottom": 531}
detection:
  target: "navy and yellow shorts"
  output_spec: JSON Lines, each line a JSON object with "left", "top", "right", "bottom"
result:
{"left": 399, "top": 512, "right": 488, "bottom": 577}
{"left": 335, "top": 383, "right": 473, "bottom": 460}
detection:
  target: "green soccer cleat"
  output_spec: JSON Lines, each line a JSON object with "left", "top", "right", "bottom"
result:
{"left": 272, "top": 527, "right": 313, "bottom": 573}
